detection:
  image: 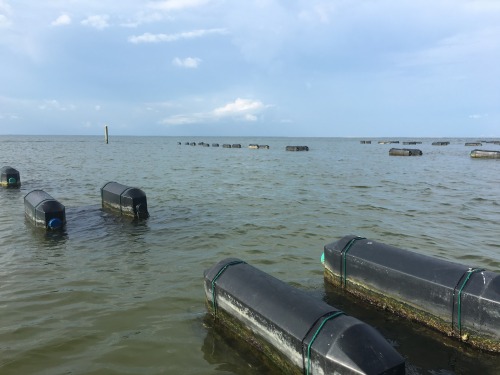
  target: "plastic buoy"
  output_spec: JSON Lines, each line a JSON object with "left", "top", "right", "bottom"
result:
{"left": 24, "top": 190, "right": 66, "bottom": 230}
{"left": 389, "top": 148, "right": 422, "bottom": 156}
{"left": 323, "top": 235, "right": 500, "bottom": 352}
{"left": 286, "top": 146, "right": 309, "bottom": 151}
{"left": 1, "top": 166, "right": 21, "bottom": 188}
{"left": 101, "top": 181, "right": 149, "bottom": 219}
{"left": 205, "top": 258, "right": 405, "bottom": 374}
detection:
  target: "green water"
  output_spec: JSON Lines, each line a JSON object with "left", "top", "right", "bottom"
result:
{"left": 1, "top": 135, "right": 499, "bottom": 374}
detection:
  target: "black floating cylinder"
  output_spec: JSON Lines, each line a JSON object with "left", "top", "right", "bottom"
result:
{"left": 205, "top": 258, "right": 405, "bottom": 375}
{"left": 24, "top": 190, "right": 66, "bottom": 230}
{"left": 470, "top": 149, "right": 500, "bottom": 159}
{"left": 389, "top": 148, "right": 422, "bottom": 156}
{"left": 101, "top": 182, "right": 149, "bottom": 219}
{"left": 323, "top": 235, "right": 500, "bottom": 352}
{"left": 286, "top": 146, "right": 309, "bottom": 151}
{"left": 1, "top": 166, "right": 21, "bottom": 188}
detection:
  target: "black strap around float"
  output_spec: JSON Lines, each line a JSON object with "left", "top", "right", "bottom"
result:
{"left": 300, "top": 310, "right": 345, "bottom": 375}
{"left": 451, "top": 267, "right": 485, "bottom": 337}
{"left": 210, "top": 260, "right": 246, "bottom": 317}
{"left": 339, "top": 236, "right": 366, "bottom": 288}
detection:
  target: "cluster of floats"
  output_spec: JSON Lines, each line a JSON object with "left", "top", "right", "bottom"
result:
{"left": 360, "top": 140, "right": 500, "bottom": 159}
{"left": 177, "top": 141, "right": 309, "bottom": 151}
{"left": 4, "top": 166, "right": 500, "bottom": 374}
{"left": 204, "top": 237, "right": 500, "bottom": 374}
{"left": 1, "top": 166, "right": 148, "bottom": 230}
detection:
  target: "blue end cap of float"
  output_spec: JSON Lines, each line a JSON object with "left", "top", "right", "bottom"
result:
{"left": 48, "top": 218, "right": 62, "bottom": 229}
{"left": 321, "top": 252, "right": 325, "bottom": 264}
{"left": 8, "top": 177, "right": 16, "bottom": 184}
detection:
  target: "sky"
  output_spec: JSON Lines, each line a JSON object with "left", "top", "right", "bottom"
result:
{"left": 1, "top": 0, "right": 499, "bottom": 137}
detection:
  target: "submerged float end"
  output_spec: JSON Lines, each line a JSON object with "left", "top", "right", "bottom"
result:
{"left": 48, "top": 218, "right": 63, "bottom": 230}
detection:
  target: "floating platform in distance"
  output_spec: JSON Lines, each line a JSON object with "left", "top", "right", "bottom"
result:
{"left": 24, "top": 190, "right": 65, "bottom": 230}
{"left": 249, "top": 144, "right": 270, "bottom": 149}
{"left": 465, "top": 142, "right": 482, "bottom": 146}
{"left": 470, "top": 149, "right": 500, "bottom": 159}
{"left": 204, "top": 258, "right": 405, "bottom": 375}
{"left": 389, "top": 148, "right": 422, "bottom": 156}
{"left": 432, "top": 141, "right": 450, "bottom": 146}
{"left": 285, "top": 146, "right": 309, "bottom": 151}
{"left": 323, "top": 235, "right": 500, "bottom": 352}
{"left": 378, "top": 141, "right": 400, "bottom": 144}
{"left": 1, "top": 166, "right": 21, "bottom": 188}
{"left": 101, "top": 181, "right": 149, "bottom": 219}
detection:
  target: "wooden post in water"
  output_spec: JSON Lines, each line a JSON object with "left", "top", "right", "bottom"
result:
{"left": 104, "top": 125, "right": 109, "bottom": 144}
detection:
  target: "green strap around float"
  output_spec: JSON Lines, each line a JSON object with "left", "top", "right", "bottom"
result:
{"left": 340, "top": 236, "right": 366, "bottom": 288}
{"left": 302, "top": 311, "right": 345, "bottom": 375}
{"left": 211, "top": 260, "right": 246, "bottom": 317}
{"left": 452, "top": 267, "right": 485, "bottom": 337}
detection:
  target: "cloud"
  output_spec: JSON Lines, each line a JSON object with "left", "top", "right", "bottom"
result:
{"left": 298, "top": 3, "right": 336, "bottom": 24}
{"left": 128, "top": 28, "right": 227, "bottom": 43}
{"left": 120, "top": 12, "right": 164, "bottom": 28}
{"left": 161, "top": 114, "right": 203, "bottom": 125}
{"left": 213, "top": 98, "right": 265, "bottom": 117}
{"left": 469, "top": 113, "right": 488, "bottom": 119}
{"left": 38, "top": 100, "right": 76, "bottom": 111}
{"left": 395, "top": 27, "right": 500, "bottom": 70}
{"left": 160, "top": 98, "right": 268, "bottom": 126}
{"left": 51, "top": 14, "right": 71, "bottom": 26}
{"left": 148, "top": 0, "right": 210, "bottom": 11}
{"left": 172, "top": 57, "right": 201, "bottom": 68}
{"left": 0, "top": 0, "right": 12, "bottom": 28}
{"left": 0, "top": 112, "right": 18, "bottom": 120}
{"left": 0, "top": 14, "right": 9, "bottom": 27}
{"left": 81, "top": 15, "right": 110, "bottom": 30}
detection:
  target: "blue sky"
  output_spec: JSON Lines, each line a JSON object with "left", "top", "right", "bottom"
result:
{"left": 1, "top": 0, "right": 499, "bottom": 137}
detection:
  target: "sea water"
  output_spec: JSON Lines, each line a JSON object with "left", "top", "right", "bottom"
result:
{"left": 0, "top": 135, "right": 499, "bottom": 374}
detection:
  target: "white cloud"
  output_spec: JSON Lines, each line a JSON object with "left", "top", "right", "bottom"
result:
{"left": 213, "top": 98, "right": 264, "bottom": 117}
{"left": 161, "top": 98, "right": 268, "bottom": 126}
{"left": 39, "top": 100, "right": 76, "bottom": 111}
{"left": 0, "top": 0, "right": 12, "bottom": 28}
{"left": 121, "top": 12, "right": 164, "bottom": 28}
{"left": 161, "top": 114, "right": 202, "bottom": 125}
{"left": 172, "top": 57, "right": 201, "bottom": 68}
{"left": 298, "top": 3, "right": 336, "bottom": 24}
{"left": 81, "top": 15, "right": 110, "bottom": 30}
{"left": 396, "top": 27, "right": 500, "bottom": 70}
{"left": 0, "top": 14, "right": 9, "bottom": 27}
{"left": 469, "top": 113, "right": 488, "bottom": 119}
{"left": 149, "top": 0, "right": 209, "bottom": 11}
{"left": 0, "top": 113, "right": 18, "bottom": 120}
{"left": 51, "top": 14, "right": 71, "bottom": 26}
{"left": 128, "top": 28, "right": 227, "bottom": 43}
